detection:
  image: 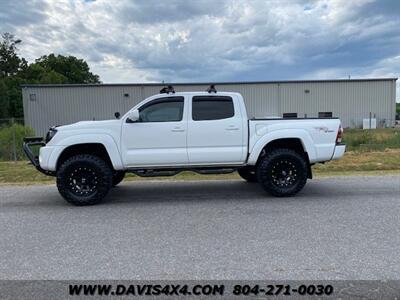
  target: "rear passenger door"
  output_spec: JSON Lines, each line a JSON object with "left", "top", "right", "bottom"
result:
{"left": 187, "top": 95, "right": 244, "bottom": 164}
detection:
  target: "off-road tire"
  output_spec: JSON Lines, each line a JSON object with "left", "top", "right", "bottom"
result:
{"left": 237, "top": 167, "right": 258, "bottom": 182}
{"left": 112, "top": 171, "right": 126, "bottom": 187}
{"left": 257, "top": 148, "right": 308, "bottom": 197}
{"left": 56, "top": 154, "right": 113, "bottom": 205}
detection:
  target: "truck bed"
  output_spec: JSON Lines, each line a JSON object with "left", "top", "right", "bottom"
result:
{"left": 248, "top": 118, "right": 342, "bottom": 164}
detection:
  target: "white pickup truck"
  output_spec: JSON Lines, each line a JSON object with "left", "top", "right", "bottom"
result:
{"left": 24, "top": 86, "right": 346, "bottom": 205}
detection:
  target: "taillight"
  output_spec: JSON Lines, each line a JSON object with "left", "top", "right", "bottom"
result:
{"left": 336, "top": 125, "right": 343, "bottom": 143}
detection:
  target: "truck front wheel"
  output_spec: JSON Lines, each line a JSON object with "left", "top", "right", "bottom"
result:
{"left": 56, "top": 154, "right": 113, "bottom": 205}
{"left": 257, "top": 148, "right": 308, "bottom": 197}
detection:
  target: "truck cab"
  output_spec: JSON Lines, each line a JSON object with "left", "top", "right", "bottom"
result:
{"left": 121, "top": 91, "right": 248, "bottom": 167}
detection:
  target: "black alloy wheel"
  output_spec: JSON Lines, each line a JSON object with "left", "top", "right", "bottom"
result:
{"left": 56, "top": 154, "right": 113, "bottom": 205}
{"left": 257, "top": 148, "right": 308, "bottom": 197}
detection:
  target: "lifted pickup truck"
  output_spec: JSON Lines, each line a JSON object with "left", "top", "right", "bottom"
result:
{"left": 24, "top": 86, "right": 345, "bottom": 205}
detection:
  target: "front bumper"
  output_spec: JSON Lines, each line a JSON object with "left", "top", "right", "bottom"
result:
{"left": 332, "top": 143, "right": 346, "bottom": 160}
{"left": 23, "top": 137, "right": 55, "bottom": 176}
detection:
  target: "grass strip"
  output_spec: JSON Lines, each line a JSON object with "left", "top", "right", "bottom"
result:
{"left": 0, "top": 149, "right": 399, "bottom": 185}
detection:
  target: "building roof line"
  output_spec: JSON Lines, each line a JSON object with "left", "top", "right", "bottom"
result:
{"left": 20, "top": 78, "right": 398, "bottom": 88}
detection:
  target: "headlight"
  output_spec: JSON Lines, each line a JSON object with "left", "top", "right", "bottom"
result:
{"left": 45, "top": 127, "right": 57, "bottom": 143}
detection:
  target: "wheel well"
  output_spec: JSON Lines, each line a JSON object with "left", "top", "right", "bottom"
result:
{"left": 263, "top": 138, "right": 306, "bottom": 155}
{"left": 56, "top": 143, "right": 113, "bottom": 171}
{"left": 258, "top": 138, "right": 312, "bottom": 178}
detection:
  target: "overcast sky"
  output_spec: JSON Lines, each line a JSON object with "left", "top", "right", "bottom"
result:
{"left": 0, "top": 0, "right": 399, "bottom": 98}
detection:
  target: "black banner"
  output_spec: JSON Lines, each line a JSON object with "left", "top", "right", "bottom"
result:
{"left": 1, "top": 280, "right": 400, "bottom": 299}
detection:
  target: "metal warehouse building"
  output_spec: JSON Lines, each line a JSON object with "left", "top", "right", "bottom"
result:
{"left": 22, "top": 78, "right": 397, "bottom": 135}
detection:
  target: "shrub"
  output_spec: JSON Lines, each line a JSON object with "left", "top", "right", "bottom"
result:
{"left": 0, "top": 123, "right": 35, "bottom": 160}
{"left": 343, "top": 128, "right": 400, "bottom": 151}
{"left": 342, "top": 130, "right": 370, "bottom": 150}
{"left": 385, "top": 131, "right": 400, "bottom": 148}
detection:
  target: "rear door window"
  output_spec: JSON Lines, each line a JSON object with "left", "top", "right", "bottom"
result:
{"left": 192, "top": 96, "right": 234, "bottom": 121}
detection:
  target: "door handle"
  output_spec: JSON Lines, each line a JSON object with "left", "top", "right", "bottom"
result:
{"left": 225, "top": 127, "right": 239, "bottom": 131}
{"left": 171, "top": 127, "right": 185, "bottom": 132}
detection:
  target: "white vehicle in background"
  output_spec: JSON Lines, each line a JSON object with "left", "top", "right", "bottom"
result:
{"left": 24, "top": 85, "right": 346, "bottom": 205}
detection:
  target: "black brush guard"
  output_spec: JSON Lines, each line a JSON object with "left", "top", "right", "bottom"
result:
{"left": 23, "top": 137, "right": 55, "bottom": 176}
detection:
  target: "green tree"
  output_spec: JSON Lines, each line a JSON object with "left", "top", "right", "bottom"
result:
{"left": 0, "top": 33, "right": 27, "bottom": 77}
{"left": 4, "top": 76, "right": 24, "bottom": 117}
{"left": 33, "top": 54, "right": 100, "bottom": 83}
{"left": 21, "top": 63, "right": 68, "bottom": 84}
{"left": 0, "top": 79, "right": 9, "bottom": 118}
{"left": 0, "top": 32, "right": 101, "bottom": 118}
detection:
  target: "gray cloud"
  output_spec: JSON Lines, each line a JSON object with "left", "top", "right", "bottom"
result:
{"left": 0, "top": 0, "right": 398, "bottom": 99}
{"left": 117, "top": 0, "right": 228, "bottom": 24}
{"left": 0, "top": 0, "right": 48, "bottom": 31}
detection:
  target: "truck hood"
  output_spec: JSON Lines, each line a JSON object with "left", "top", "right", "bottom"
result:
{"left": 57, "top": 119, "right": 121, "bottom": 131}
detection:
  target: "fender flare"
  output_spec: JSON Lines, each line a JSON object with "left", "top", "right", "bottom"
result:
{"left": 48, "top": 134, "right": 123, "bottom": 171}
{"left": 247, "top": 129, "right": 317, "bottom": 165}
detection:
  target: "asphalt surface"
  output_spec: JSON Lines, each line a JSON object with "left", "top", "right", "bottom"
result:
{"left": 0, "top": 175, "right": 399, "bottom": 280}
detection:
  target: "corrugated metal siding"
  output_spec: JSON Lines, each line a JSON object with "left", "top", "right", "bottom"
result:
{"left": 22, "top": 80, "right": 396, "bottom": 135}
{"left": 279, "top": 80, "right": 396, "bottom": 127}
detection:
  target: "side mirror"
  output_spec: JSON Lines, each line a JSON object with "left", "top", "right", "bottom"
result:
{"left": 126, "top": 109, "right": 140, "bottom": 123}
{"left": 114, "top": 112, "right": 120, "bottom": 119}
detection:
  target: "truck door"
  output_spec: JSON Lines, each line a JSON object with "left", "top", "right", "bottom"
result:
{"left": 187, "top": 95, "right": 244, "bottom": 164}
{"left": 121, "top": 96, "right": 189, "bottom": 167}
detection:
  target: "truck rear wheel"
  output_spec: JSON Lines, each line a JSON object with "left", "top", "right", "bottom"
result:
{"left": 56, "top": 154, "right": 113, "bottom": 205}
{"left": 257, "top": 148, "right": 308, "bottom": 197}
{"left": 237, "top": 167, "right": 257, "bottom": 182}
